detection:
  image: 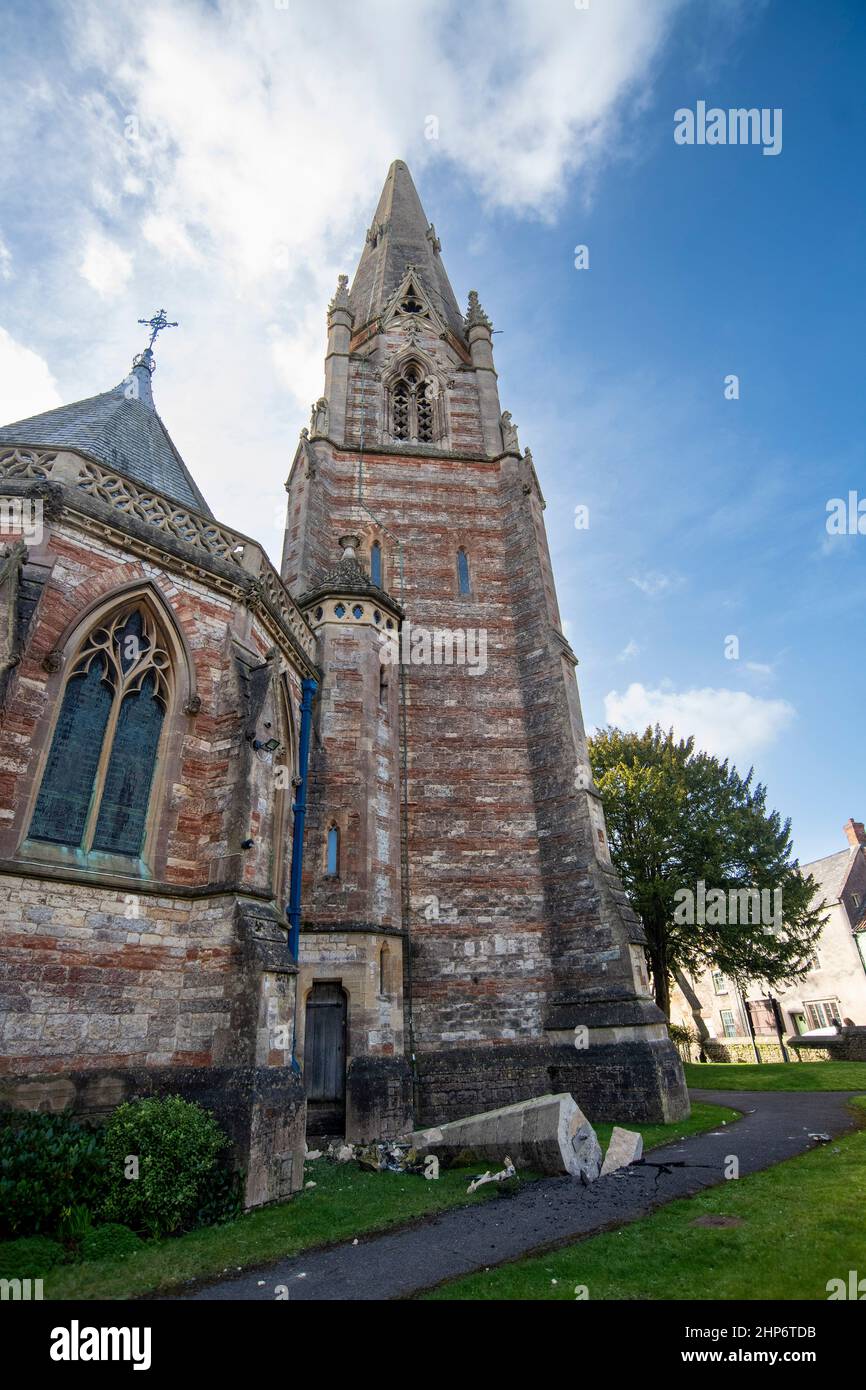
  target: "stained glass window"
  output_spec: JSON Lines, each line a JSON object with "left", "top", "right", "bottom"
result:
{"left": 93, "top": 673, "right": 164, "bottom": 856}
{"left": 29, "top": 662, "right": 112, "bottom": 846}
{"left": 28, "top": 604, "right": 172, "bottom": 861}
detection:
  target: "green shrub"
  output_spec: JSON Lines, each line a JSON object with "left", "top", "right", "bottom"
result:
{"left": 80, "top": 1223, "right": 144, "bottom": 1263}
{"left": 192, "top": 1164, "right": 244, "bottom": 1229}
{"left": 0, "top": 1112, "right": 107, "bottom": 1238}
{"left": 101, "top": 1096, "right": 230, "bottom": 1237}
{"left": 0, "top": 1233, "right": 65, "bottom": 1278}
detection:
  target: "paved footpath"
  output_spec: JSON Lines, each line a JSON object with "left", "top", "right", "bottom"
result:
{"left": 175, "top": 1089, "right": 862, "bottom": 1301}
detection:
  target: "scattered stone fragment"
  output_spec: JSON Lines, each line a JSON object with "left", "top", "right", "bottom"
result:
{"left": 305, "top": 1149, "right": 322, "bottom": 1161}
{"left": 808, "top": 1132, "right": 831, "bottom": 1143}
{"left": 600, "top": 1126, "right": 644, "bottom": 1177}
{"left": 305, "top": 1181, "right": 316, "bottom": 1189}
{"left": 466, "top": 1157, "right": 516, "bottom": 1194}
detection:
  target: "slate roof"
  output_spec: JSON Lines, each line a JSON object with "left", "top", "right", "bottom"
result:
{"left": 0, "top": 353, "right": 211, "bottom": 517}
{"left": 800, "top": 847, "right": 857, "bottom": 907}
{"left": 348, "top": 160, "right": 466, "bottom": 341}
{"left": 299, "top": 554, "right": 402, "bottom": 614}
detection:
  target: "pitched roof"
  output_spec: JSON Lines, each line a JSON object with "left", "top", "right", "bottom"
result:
{"left": 348, "top": 160, "right": 465, "bottom": 341}
{"left": 0, "top": 352, "right": 211, "bottom": 516}
{"left": 800, "top": 847, "right": 857, "bottom": 907}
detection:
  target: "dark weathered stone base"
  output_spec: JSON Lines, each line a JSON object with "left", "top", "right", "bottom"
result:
{"left": 414, "top": 1037, "right": 689, "bottom": 1127}
{"left": 345, "top": 1054, "right": 413, "bottom": 1141}
{"left": 0, "top": 1064, "right": 306, "bottom": 1209}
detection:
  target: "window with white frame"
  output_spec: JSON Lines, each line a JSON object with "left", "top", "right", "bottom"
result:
{"left": 803, "top": 998, "right": 842, "bottom": 1030}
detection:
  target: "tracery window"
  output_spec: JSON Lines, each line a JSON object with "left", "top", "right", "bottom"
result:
{"left": 389, "top": 362, "right": 437, "bottom": 444}
{"left": 29, "top": 606, "right": 172, "bottom": 858}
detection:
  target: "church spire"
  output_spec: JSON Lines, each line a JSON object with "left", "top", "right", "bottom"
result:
{"left": 348, "top": 160, "right": 465, "bottom": 341}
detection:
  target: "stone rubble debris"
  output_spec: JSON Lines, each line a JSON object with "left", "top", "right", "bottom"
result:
{"left": 322, "top": 1138, "right": 426, "bottom": 1174}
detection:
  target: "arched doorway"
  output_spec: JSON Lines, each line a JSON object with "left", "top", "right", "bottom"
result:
{"left": 304, "top": 982, "right": 348, "bottom": 1136}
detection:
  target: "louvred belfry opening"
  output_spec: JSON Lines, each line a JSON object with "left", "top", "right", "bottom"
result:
{"left": 390, "top": 361, "right": 435, "bottom": 443}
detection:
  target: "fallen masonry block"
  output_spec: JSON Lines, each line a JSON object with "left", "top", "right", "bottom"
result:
{"left": 404, "top": 1093, "right": 602, "bottom": 1180}
{"left": 600, "top": 1126, "right": 644, "bottom": 1176}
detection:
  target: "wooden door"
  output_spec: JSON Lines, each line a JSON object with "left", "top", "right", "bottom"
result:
{"left": 304, "top": 982, "right": 347, "bottom": 1135}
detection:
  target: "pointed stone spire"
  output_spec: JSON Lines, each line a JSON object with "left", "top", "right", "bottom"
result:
{"left": 327, "top": 273, "right": 352, "bottom": 319}
{"left": 464, "top": 290, "right": 492, "bottom": 333}
{"left": 348, "top": 160, "right": 465, "bottom": 340}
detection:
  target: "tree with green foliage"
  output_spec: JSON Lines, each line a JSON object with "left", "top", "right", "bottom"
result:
{"left": 587, "top": 725, "right": 825, "bottom": 1018}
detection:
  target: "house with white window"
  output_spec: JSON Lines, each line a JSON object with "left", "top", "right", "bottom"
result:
{"left": 671, "top": 819, "right": 866, "bottom": 1061}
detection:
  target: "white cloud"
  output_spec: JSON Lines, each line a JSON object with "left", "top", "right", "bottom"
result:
{"left": 745, "top": 660, "right": 773, "bottom": 677}
{"left": 0, "top": 0, "right": 689, "bottom": 552}
{"left": 0, "top": 235, "right": 11, "bottom": 281}
{"left": 0, "top": 327, "right": 62, "bottom": 424}
{"left": 603, "top": 681, "right": 796, "bottom": 763}
{"left": 79, "top": 231, "right": 133, "bottom": 297}
{"left": 628, "top": 571, "right": 681, "bottom": 597}
{"left": 141, "top": 213, "right": 202, "bottom": 266}
{"left": 617, "top": 638, "right": 640, "bottom": 661}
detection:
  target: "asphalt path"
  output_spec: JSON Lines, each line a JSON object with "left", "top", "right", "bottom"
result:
{"left": 173, "top": 1088, "right": 862, "bottom": 1301}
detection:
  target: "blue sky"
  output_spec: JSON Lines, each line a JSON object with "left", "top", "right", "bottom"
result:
{"left": 0, "top": 0, "right": 862, "bottom": 863}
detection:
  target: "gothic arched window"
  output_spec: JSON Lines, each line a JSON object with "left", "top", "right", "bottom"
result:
{"left": 29, "top": 605, "right": 172, "bottom": 859}
{"left": 370, "top": 540, "right": 382, "bottom": 588}
{"left": 326, "top": 824, "right": 340, "bottom": 876}
{"left": 457, "top": 548, "right": 471, "bottom": 595}
{"left": 389, "top": 362, "right": 437, "bottom": 444}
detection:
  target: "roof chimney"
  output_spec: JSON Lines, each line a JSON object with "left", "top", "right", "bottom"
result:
{"left": 843, "top": 818, "right": 866, "bottom": 848}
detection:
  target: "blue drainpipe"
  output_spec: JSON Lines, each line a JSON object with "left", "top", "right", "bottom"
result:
{"left": 286, "top": 676, "right": 317, "bottom": 1072}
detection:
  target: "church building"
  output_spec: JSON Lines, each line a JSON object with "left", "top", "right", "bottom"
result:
{"left": 0, "top": 162, "right": 687, "bottom": 1206}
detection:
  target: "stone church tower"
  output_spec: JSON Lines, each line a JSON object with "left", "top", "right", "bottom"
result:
{"left": 284, "top": 161, "right": 688, "bottom": 1133}
{"left": 0, "top": 164, "right": 686, "bottom": 1202}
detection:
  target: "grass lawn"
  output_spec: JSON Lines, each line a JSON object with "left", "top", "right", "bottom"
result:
{"left": 593, "top": 1100, "right": 738, "bottom": 1154}
{"left": 423, "top": 1097, "right": 866, "bottom": 1301}
{"left": 685, "top": 1060, "right": 866, "bottom": 1091}
{"left": 6, "top": 1102, "right": 734, "bottom": 1300}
